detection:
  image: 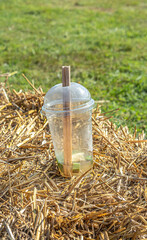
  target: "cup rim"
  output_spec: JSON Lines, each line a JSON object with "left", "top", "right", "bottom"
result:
{"left": 41, "top": 98, "right": 95, "bottom": 116}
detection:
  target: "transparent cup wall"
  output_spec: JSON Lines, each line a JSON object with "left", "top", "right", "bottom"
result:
{"left": 47, "top": 108, "right": 93, "bottom": 176}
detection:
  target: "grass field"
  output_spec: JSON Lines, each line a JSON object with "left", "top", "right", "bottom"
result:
{"left": 0, "top": 0, "right": 147, "bottom": 132}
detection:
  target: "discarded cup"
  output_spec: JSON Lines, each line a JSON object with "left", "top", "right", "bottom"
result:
{"left": 42, "top": 66, "right": 94, "bottom": 177}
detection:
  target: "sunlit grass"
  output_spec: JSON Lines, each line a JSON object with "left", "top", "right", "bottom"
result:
{"left": 0, "top": 0, "right": 147, "bottom": 132}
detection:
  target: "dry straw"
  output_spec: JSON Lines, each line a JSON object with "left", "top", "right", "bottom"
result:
{"left": 0, "top": 75, "right": 147, "bottom": 239}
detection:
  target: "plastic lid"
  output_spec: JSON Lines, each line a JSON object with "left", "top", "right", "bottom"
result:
{"left": 42, "top": 82, "right": 94, "bottom": 114}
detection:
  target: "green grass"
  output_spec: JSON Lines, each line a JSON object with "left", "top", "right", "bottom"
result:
{"left": 0, "top": 0, "right": 147, "bottom": 133}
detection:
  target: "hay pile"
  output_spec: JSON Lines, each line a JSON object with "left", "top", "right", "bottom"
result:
{"left": 0, "top": 81, "right": 147, "bottom": 240}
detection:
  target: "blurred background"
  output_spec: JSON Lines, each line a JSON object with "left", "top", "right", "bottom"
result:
{"left": 0, "top": 0, "right": 146, "bottom": 132}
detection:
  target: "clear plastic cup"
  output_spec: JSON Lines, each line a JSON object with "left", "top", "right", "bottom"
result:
{"left": 42, "top": 82, "right": 94, "bottom": 177}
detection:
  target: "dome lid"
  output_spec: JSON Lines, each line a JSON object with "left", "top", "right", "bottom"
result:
{"left": 42, "top": 82, "right": 94, "bottom": 114}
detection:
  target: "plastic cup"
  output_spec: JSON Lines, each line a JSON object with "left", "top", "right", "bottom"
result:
{"left": 42, "top": 82, "right": 94, "bottom": 177}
